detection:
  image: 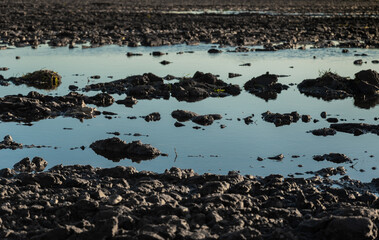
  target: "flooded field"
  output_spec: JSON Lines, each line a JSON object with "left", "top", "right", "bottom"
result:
{"left": 0, "top": 44, "right": 378, "bottom": 182}
{"left": 1, "top": 0, "right": 379, "bottom": 238}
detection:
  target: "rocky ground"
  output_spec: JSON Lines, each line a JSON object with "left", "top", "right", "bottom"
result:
{"left": 0, "top": 0, "right": 377, "bottom": 49}
{"left": 1, "top": 163, "right": 379, "bottom": 240}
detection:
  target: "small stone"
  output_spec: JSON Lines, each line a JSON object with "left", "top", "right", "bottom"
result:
{"left": 174, "top": 122, "right": 185, "bottom": 127}
{"left": 310, "top": 128, "right": 337, "bottom": 136}
{"left": 268, "top": 154, "right": 284, "bottom": 161}
{"left": 68, "top": 85, "right": 79, "bottom": 91}
{"left": 192, "top": 115, "right": 215, "bottom": 126}
{"left": 32, "top": 157, "right": 48, "bottom": 172}
{"left": 144, "top": 112, "right": 161, "bottom": 122}
{"left": 327, "top": 117, "right": 339, "bottom": 123}
{"left": 160, "top": 60, "right": 171, "bottom": 65}
{"left": 208, "top": 49, "right": 222, "bottom": 54}
{"left": 0, "top": 168, "right": 15, "bottom": 178}
{"left": 201, "top": 181, "right": 230, "bottom": 195}
{"left": 108, "top": 195, "right": 122, "bottom": 205}
{"left": 3, "top": 135, "right": 13, "bottom": 143}
{"left": 353, "top": 59, "right": 363, "bottom": 65}
{"left": 126, "top": 52, "right": 143, "bottom": 57}
{"left": 301, "top": 115, "right": 311, "bottom": 122}
{"left": 152, "top": 51, "right": 165, "bottom": 56}
{"left": 228, "top": 73, "right": 242, "bottom": 78}
{"left": 13, "top": 157, "right": 36, "bottom": 172}
{"left": 171, "top": 110, "right": 198, "bottom": 122}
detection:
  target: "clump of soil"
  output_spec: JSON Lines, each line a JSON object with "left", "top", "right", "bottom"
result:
{"left": 90, "top": 137, "right": 162, "bottom": 162}
{"left": 84, "top": 72, "right": 241, "bottom": 102}
{"left": 0, "top": 91, "right": 107, "bottom": 122}
{"left": 298, "top": 70, "right": 379, "bottom": 108}
{"left": 19, "top": 70, "right": 62, "bottom": 90}
{"left": 171, "top": 109, "right": 222, "bottom": 126}
{"left": 244, "top": 73, "right": 289, "bottom": 100}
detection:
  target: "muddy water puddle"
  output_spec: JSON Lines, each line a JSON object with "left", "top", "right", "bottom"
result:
{"left": 0, "top": 44, "right": 378, "bottom": 181}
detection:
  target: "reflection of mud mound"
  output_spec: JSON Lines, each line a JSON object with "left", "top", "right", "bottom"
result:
{"left": 309, "top": 128, "right": 337, "bottom": 136}
{"left": 330, "top": 123, "right": 379, "bottom": 136}
{"left": 116, "top": 96, "right": 138, "bottom": 107}
{"left": 9, "top": 70, "right": 62, "bottom": 90}
{"left": 90, "top": 137, "right": 161, "bottom": 162}
{"left": 252, "top": 91, "right": 278, "bottom": 101}
{"left": 171, "top": 109, "right": 222, "bottom": 126}
{"left": 298, "top": 70, "right": 379, "bottom": 108}
{"left": 353, "top": 95, "right": 379, "bottom": 109}
{"left": 244, "top": 73, "right": 289, "bottom": 101}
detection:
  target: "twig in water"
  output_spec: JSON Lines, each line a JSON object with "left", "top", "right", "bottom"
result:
{"left": 350, "top": 162, "right": 358, "bottom": 170}
{"left": 174, "top": 148, "right": 178, "bottom": 162}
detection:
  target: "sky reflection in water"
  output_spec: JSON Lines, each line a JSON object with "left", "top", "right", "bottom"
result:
{"left": 0, "top": 44, "right": 378, "bottom": 182}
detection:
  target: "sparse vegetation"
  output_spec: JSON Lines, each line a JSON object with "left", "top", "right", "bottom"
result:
{"left": 213, "top": 88, "right": 225, "bottom": 93}
{"left": 318, "top": 68, "right": 337, "bottom": 78}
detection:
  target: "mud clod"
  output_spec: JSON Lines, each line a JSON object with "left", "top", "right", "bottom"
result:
{"left": 90, "top": 137, "right": 161, "bottom": 162}
{"left": 244, "top": 73, "right": 289, "bottom": 101}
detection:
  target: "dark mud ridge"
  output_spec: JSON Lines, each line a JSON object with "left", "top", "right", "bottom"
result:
{"left": 172, "top": 110, "right": 222, "bottom": 126}
{"left": 0, "top": 0, "right": 377, "bottom": 49}
{"left": 1, "top": 164, "right": 379, "bottom": 239}
{"left": 298, "top": 70, "right": 379, "bottom": 109}
{"left": 0, "top": 70, "right": 62, "bottom": 90}
{"left": 0, "top": 91, "right": 116, "bottom": 122}
{"left": 84, "top": 71, "right": 240, "bottom": 102}
{"left": 262, "top": 111, "right": 312, "bottom": 127}
{"left": 310, "top": 123, "right": 379, "bottom": 137}
{"left": 0, "top": 135, "right": 54, "bottom": 150}
{"left": 90, "top": 137, "right": 162, "bottom": 162}
{"left": 330, "top": 123, "right": 379, "bottom": 136}
{"left": 244, "top": 73, "right": 289, "bottom": 101}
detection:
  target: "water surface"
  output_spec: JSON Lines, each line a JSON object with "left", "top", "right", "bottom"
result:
{"left": 0, "top": 44, "right": 378, "bottom": 182}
